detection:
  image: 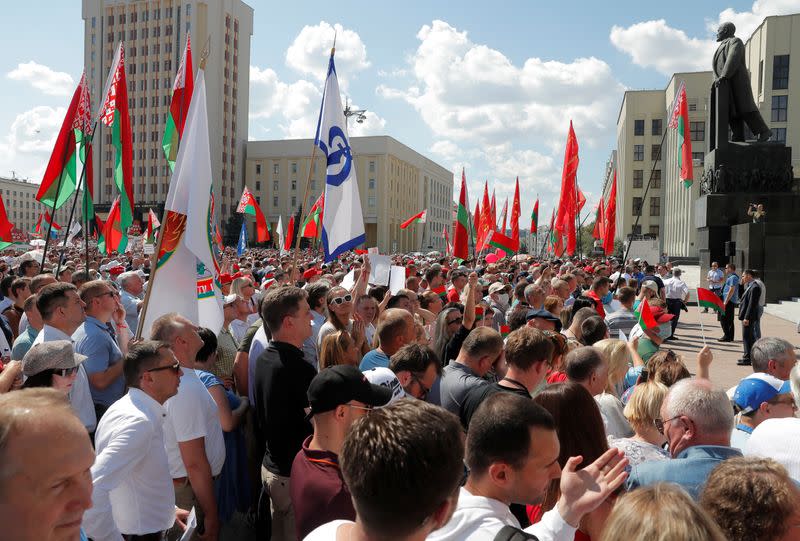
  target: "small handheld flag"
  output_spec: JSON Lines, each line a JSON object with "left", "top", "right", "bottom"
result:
{"left": 636, "top": 300, "right": 658, "bottom": 332}
{"left": 696, "top": 287, "right": 725, "bottom": 314}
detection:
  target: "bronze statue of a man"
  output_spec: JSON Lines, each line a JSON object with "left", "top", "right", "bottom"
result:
{"left": 713, "top": 22, "right": 772, "bottom": 142}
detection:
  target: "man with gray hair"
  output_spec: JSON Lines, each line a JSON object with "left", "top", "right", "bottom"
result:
{"left": 751, "top": 337, "right": 797, "bottom": 380}
{"left": 118, "top": 271, "right": 144, "bottom": 333}
{"left": 626, "top": 378, "right": 741, "bottom": 499}
{"left": 523, "top": 283, "right": 545, "bottom": 311}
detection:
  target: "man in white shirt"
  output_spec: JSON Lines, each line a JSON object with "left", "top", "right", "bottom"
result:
{"left": 151, "top": 313, "right": 226, "bottom": 541}
{"left": 301, "top": 281, "right": 330, "bottom": 372}
{"left": 118, "top": 271, "right": 144, "bottom": 333}
{"left": 705, "top": 262, "right": 724, "bottom": 313}
{"left": 429, "top": 393, "right": 628, "bottom": 541}
{"left": 663, "top": 268, "right": 689, "bottom": 340}
{"left": 83, "top": 341, "right": 191, "bottom": 541}
{"left": 33, "top": 282, "right": 96, "bottom": 433}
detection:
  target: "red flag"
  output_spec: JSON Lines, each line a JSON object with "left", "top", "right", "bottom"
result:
{"left": 478, "top": 182, "right": 492, "bottom": 250}
{"left": 555, "top": 121, "right": 580, "bottom": 255}
{"left": 0, "top": 191, "right": 14, "bottom": 249}
{"left": 490, "top": 189, "right": 497, "bottom": 229}
{"left": 548, "top": 209, "right": 556, "bottom": 253}
{"left": 603, "top": 170, "right": 617, "bottom": 256}
{"left": 697, "top": 287, "right": 725, "bottom": 314}
{"left": 577, "top": 188, "right": 587, "bottom": 212}
{"left": 473, "top": 200, "right": 481, "bottom": 245}
{"left": 510, "top": 178, "right": 521, "bottom": 251}
{"left": 284, "top": 215, "right": 295, "bottom": 252}
{"left": 301, "top": 193, "right": 325, "bottom": 238}
{"left": 102, "top": 196, "right": 124, "bottom": 255}
{"left": 400, "top": 209, "right": 427, "bottom": 229}
{"left": 453, "top": 169, "right": 470, "bottom": 260}
{"left": 592, "top": 198, "right": 605, "bottom": 240}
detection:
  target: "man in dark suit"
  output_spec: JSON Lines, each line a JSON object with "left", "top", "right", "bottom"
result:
{"left": 713, "top": 22, "right": 771, "bottom": 142}
{"left": 738, "top": 269, "right": 762, "bottom": 366}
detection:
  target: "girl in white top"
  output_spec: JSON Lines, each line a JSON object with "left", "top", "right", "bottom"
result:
{"left": 593, "top": 338, "right": 638, "bottom": 438}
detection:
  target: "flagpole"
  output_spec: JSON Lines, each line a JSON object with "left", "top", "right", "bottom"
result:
{"left": 696, "top": 287, "right": 708, "bottom": 346}
{"left": 39, "top": 126, "right": 77, "bottom": 274}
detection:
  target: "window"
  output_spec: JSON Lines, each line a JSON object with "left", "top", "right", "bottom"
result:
{"left": 649, "top": 197, "right": 660, "bottom": 217}
{"left": 772, "top": 95, "right": 788, "bottom": 122}
{"left": 291, "top": 180, "right": 297, "bottom": 191}
{"left": 632, "top": 197, "right": 643, "bottom": 216}
{"left": 649, "top": 225, "right": 660, "bottom": 236}
{"left": 273, "top": 196, "right": 278, "bottom": 207}
{"left": 652, "top": 169, "right": 661, "bottom": 189}
{"left": 690, "top": 121, "right": 705, "bottom": 142}
{"left": 291, "top": 162, "right": 297, "bottom": 174}
{"left": 369, "top": 178, "right": 376, "bottom": 190}
{"left": 692, "top": 152, "right": 705, "bottom": 163}
{"left": 774, "top": 128, "right": 787, "bottom": 143}
{"left": 633, "top": 145, "right": 644, "bottom": 161}
{"left": 651, "top": 144, "right": 661, "bottom": 161}
{"left": 773, "top": 55, "right": 790, "bottom": 90}
{"left": 273, "top": 181, "right": 279, "bottom": 192}
{"left": 634, "top": 120, "right": 644, "bottom": 136}
{"left": 688, "top": 99, "right": 697, "bottom": 112}
{"left": 651, "top": 119, "right": 662, "bottom": 136}
{"left": 273, "top": 164, "right": 279, "bottom": 175}
{"left": 92, "top": 16, "right": 96, "bottom": 28}
{"left": 291, "top": 196, "right": 297, "bottom": 208}
{"left": 310, "top": 180, "right": 316, "bottom": 190}
{"left": 758, "top": 60, "right": 764, "bottom": 94}
{"left": 255, "top": 163, "right": 261, "bottom": 175}
{"left": 632, "top": 225, "right": 642, "bottom": 235}
{"left": 633, "top": 170, "right": 644, "bottom": 189}
{"left": 255, "top": 181, "right": 261, "bottom": 190}
{"left": 369, "top": 161, "right": 375, "bottom": 172}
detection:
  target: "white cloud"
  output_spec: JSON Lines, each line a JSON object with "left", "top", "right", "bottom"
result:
{"left": 7, "top": 61, "right": 74, "bottom": 97}
{"left": 379, "top": 20, "right": 623, "bottom": 150}
{"left": 285, "top": 21, "right": 370, "bottom": 86}
{"left": 609, "top": 20, "right": 716, "bottom": 75}
{"left": 611, "top": 0, "right": 799, "bottom": 75}
{"left": 0, "top": 105, "right": 65, "bottom": 180}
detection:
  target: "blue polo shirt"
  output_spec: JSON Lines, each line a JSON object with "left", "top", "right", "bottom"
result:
{"left": 73, "top": 316, "right": 124, "bottom": 406}
{"left": 723, "top": 273, "right": 740, "bottom": 305}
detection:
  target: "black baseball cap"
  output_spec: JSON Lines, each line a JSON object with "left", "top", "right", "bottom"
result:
{"left": 526, "top": 308, "right": 563, "bottom": 332}
{"left": 306, "top": 365, "right": 394, "bottom": 419}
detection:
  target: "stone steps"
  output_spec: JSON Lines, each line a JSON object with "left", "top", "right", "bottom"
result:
{"left": 764, "top": 298, "right": 800, "bottom": 324}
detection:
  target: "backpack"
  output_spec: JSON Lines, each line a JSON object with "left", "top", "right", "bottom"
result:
{"left": 493, "top": 525, "right": 540, "bottom": 541}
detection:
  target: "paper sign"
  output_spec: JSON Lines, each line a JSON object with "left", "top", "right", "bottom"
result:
{"left": 619, "top": 329, "right": 628, "bottom": 342}
{"left": 143, "top": 243, "right": 155, "bottom": 255}
{"left": 340, "top": 269, "right": 356, "bottom": 290}
{"left": 389, "top": 266, "right": 406, "bottom": 295}
{"left": 368, "top": 246, "right": 380, "bottom": 254}
{"left": 179, "top": 507, "right": 197, "bottom": 541}
{"left": 368, "top": 255, "right": 391, "bottom": 286}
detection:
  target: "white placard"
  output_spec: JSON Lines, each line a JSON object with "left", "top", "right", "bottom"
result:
{"left": 389, "top": 266, "right": 406, "bottom": 295}
{"left": 367, "top": 254, "right": 391, "bottom": 286}
{"left": 368, "top": 246, "right": 380, "bottom": 254}
{"left": 143, "top": 243, "right": 155, "bottom": 255}
{"left": 340, "top": 269, "right": 356, "bottom": 290}
{"left": 179, "top": 506, "right": 197, "bottom": 541}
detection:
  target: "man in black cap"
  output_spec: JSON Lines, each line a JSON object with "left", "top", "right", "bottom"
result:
{"left": 290, "top": 365, "right": 393, "bottom": 540}
{"left": 525, "top": 308, "right": 562, "bottom": 332}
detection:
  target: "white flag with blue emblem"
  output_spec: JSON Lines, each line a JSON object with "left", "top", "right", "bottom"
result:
{"left": 314, "top": 49, "right": 366, "bottom": 262}
{"left": 237, "top": 220, "right": 248, "bottom": 257}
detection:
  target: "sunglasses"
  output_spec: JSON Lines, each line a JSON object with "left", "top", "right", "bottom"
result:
{"left": 344, "top": 403, "right": 373, "bottom": 413}
{"left": 146, "top": 362, "right": 181, "bottom": 374}
{"left": 53, "top": 366, "right": 79, "bottom": 377}
{"left": 654, "top": 415, "right": 681, "bottom": 435}
{"left": 331, "top": 294, "right": 353, "bottom": 305}
{"left": 447, "top": 317, "right": 463, "bottom": 326}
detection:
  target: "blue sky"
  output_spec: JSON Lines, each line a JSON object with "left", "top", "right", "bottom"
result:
{"left": 0, "top": 0, "right": 793, "bottom": 224}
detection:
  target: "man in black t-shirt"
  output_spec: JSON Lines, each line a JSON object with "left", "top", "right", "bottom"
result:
{"left": 459, "top": 327, "right": 555, "bottom": 429}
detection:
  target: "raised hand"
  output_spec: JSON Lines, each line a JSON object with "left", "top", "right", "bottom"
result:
{"left": 556, "top": 447, "right": 629, "bottom": 527}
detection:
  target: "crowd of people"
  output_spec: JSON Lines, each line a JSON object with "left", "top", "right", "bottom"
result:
{"left": 0, "top": 244, "right": 798, "bottom": 541}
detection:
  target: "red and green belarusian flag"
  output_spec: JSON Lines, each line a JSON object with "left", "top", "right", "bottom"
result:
{"left": 530, "top": 198, "right": 539, "bottom": 234}
{"left": 237, "top": 186, "right": 270, "bottom": 242}
{"left": 146, "top": 208, "right": 161, "bottom": 244}
{"left": 400, "top": 209, "right": 427, "bottom": 229}
{"left": 486, "top": 230, "right": 517, "bottom": 254}
{"left": 302, "top": 193, "right": 325, "bottom": 238}
{"left": 636, "top": 300, "right": 658, "bottom": 332}
{"left": 697, "top": 287, "right": 725, "bottom": 314}
{"left": 669, "top": 81, "right": 693, "bottom": 188}
{"left": 94, "top": 215, "right": 106, "bottom": 253}
{"left": 500, "top": 325, "right": 510, "bottom": 338}
{"left": 0, "top": 192, "right": 14, "bottom": 250}
{"left": 33, "top": 212, "right": 61, "bottom": 237}
{"left": 102, "top": 196, "right": 126, "bottom": 254}
{"left": 453, "top": 169, "right": 470, "bottom": 261}
{"left": 432, "top": 284, "right": 447, "bottom": 301}
{"left": 162, "top": 35, "right": 194, "bottom": 172}
{"left": 98, "top": 42, "right": 134, "bottom": 244}
{"left": 37, "top": 72, "right": 93, "bottom": 210}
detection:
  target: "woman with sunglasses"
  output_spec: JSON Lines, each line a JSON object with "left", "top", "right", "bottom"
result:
{"left": 21, "top": 340, "right": 87, "bottom": 396}
{"left": 317, "top": 287, "right": 369, "bottom": 358}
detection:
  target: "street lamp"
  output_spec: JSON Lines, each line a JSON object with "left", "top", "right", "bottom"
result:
{"left": 343, "top": 98, "right": 367, "bottom": 128}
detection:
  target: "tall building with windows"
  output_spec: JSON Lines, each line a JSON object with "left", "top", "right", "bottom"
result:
{"left": 662, "top": 71, "right": 712, "bottom": 258}
{"left": 614, "top": 90, "right": 666, "bottom": 243}
{"left": 81, "top": 0, "right": 253, "bottom": 227}
{"left": 245, "top": 136, "right": 454, "bottom": 254}
{"left": 0, "top": 176, "right": 82, "bottom": 240}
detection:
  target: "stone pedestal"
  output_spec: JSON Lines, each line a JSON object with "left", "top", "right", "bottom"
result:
{"left": 701, "top": 143, "right": 794, "bottom": 194}
{"left": 695, "top": 193, "right": 800, "bottom": 303}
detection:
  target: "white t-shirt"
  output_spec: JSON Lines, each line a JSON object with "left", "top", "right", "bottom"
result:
{"left": 304, "top": 520, "right": 352, "bottom": 540}
{"left": 163, "top": 367, "right": 226, "bottom": 478}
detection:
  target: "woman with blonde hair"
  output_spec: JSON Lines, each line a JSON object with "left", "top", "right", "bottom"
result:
{"left": 231, "top": 276, "right": 259, "bottom": 324}
{"left": 608, "top": 381, "right": 669, "bottom": 467}
{"left": 601, "top": 483, "right": 727, "bottom": 541}
{"left": 319, "top": 330, "right": 359, "bottom": 369}
{"left": 317, "top": 286, "right": 368, "bottom": 358}
{"left": 544, "top": 295, "right": 563, "bottom": 317}
{"left": 594, "top": 338, "right": 638, "bottom": 438}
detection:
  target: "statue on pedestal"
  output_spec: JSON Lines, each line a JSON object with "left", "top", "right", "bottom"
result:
{"left": 712, "top": 22, "right": 772, "bottom": 142}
